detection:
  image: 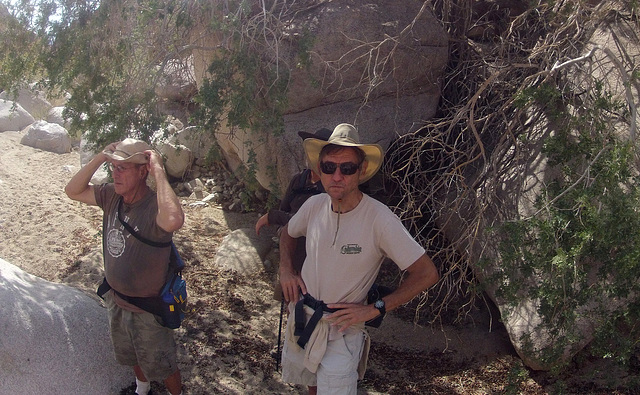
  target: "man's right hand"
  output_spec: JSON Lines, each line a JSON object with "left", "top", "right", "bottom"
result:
{"left": 65, "top": 142, "right": 115, "bottom": 205}
{"left": 279, "top": 268, "right": 306, "bottom": 303}
{"left": 278, "top": 223, "right": 306, "bottom": 302}
{"left": 255, "top": 213, "right": 269, "bottom": 235}
{"left": 101, "top": 141, "right": 120, "bottom": 158}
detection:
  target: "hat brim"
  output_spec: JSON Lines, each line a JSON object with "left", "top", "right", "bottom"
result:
{"left": 303, "top": 138, "right": 383, "bottom": 184}
{"left": 103, "top": 150, "right": 149, "bottom": 164}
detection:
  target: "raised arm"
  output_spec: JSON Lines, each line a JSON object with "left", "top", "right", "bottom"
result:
{"left": 65, "top": 142, "right": 117, "bottom": 205}
{"left": 146, "top": 149, "right": 184, "bottom": 233}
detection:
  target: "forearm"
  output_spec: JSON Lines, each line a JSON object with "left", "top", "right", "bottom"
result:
{"left": 65, "top": 152, "right": 107, "bottom": 204}
{"left": 383, "top": 254, "right": 439, "bottom": 312}
{"left": 326, "top": 254, "right": 439, "bottom": 330}
{"left": 268, "top": 209, "right": 293, "bottom": 228}
{"left": 278, "top": 224, "right": 297, "bottom": 275}
{"left": 278, "top": 224, "right": 306, "bottom": 301}
{"left": 151, "top": 160, "right": 184, "bottom": 232}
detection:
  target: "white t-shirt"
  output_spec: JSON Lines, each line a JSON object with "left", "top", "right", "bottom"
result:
{"left": 287, "top": 193, "right": 425, "bottom": 304}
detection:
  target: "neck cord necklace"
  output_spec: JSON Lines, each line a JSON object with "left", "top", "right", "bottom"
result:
{"left": 331, "top": 200, "right": 341, "bottom": 247}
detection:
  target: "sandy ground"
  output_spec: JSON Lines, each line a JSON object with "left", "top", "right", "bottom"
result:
{"left": 0, "top": 130, "right": 540, "bottom": 394}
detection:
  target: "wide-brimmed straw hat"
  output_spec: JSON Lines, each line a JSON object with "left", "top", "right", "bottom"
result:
{"left": 303, "top": 123, "right": 383, "bottom": 184}
{"left": 298, "top": 128, "right": 332, "bottom": 141}
{"left": 103, "top": 138, "right": 151, "bottom": 164}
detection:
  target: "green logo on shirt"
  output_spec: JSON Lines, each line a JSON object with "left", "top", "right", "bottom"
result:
{"left": 341, "top": 244, "right": 362, "bottom": 254}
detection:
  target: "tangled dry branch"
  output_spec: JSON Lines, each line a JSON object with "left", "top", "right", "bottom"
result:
{"left": 384, "top": 0, "right": 640, "bottom": 323}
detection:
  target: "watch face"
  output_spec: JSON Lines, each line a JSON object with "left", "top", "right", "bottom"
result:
{"left": 375, "top": 300, "right": 384, "bottom": 309}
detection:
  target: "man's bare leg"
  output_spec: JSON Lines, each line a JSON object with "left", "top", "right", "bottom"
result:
{"left": 164, "top": 369, "right": 182, "bottom": 395}
{"left": 133, "top": 365, "right": 149, "bottom": 394}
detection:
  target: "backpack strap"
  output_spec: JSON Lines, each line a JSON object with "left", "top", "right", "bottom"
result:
{"left": 117, "top": 197, "right": 172, "bottom": 248}
{"left": 294, "top": 169, "right": 311, "bottom": 192}
{"left": 97, "top": 197, "right": 178, "bottom": 312}
{"left": 291, "top": 169, "right": 324, "bottom": 196}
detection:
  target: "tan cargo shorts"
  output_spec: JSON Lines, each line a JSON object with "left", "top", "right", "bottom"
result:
{"left": 104, "top": 291, "right": 178, "bottom": 382}
{"left": 281, "top": 307, "right": 368, "bottom": 394}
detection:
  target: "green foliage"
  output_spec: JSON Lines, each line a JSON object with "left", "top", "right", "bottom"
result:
{"left": 1, "top": 0, "right": 298, "bottom": 193}
{"left": 492, "top": 80, "right": 640, "bottom": 369}
{"left": 504, "top": 363, "right": 530, "bottom": 395}
{"left": 2, "top": 1, "right": 197, "bottom": 150}
{"left": 189, "top": 2, "right": 291, "bottom": 191}
{"left": 190, "top": 19, "right": 289, "bottom": 136}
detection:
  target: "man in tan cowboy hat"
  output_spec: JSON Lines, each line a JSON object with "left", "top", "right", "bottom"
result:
{"left": 65, "top": 138, "right": 184, "bottom": 395}
{"left": 278, "top": 123, "right": 440, "bottom": 394}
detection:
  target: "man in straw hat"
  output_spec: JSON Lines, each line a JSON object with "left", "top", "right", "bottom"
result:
{"left": 278, "top": 123, "right": 440, "bottom": 394}
{"left": 65, "top": 138, "right": 184, "bottom": 395}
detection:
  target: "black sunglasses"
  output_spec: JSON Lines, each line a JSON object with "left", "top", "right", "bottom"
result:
{"left": 319, "top": 161, "right": 361, "bottom": 176}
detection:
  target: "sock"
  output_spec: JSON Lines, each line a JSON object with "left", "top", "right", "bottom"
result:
{"left": 135, "top": 378, "right": 150, "bottom": 395}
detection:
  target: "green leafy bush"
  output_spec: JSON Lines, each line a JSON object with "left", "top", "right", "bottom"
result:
{"left": 492, "top": 80, "right": 640, "bottom": 369}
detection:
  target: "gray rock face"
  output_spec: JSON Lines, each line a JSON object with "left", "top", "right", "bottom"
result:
{"left": 0, "top": 258, "right": 131, "bottom": 393}
{"left": 189, "top": 0, "right": 449, "bottom": 196}
{"left": 0, "top": 100, "right": 35, "bottom": 132}
{"left": 213, "top": 228, "right": 274, "bottom": 275}
{"left": 0, "top": 86, "right": 52, "bottom": 119}
{"left": 20, "top": 120, "right": 72, "bottom": 154}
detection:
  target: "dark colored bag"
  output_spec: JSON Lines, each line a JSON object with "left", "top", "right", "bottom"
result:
{"left": 96, "top": 198, "right": 188, "bottom": 329}
{"left": 158, "top": 244, "right": 187, "bottom": 329}
{"left": 365, "top": 283, "right": 394, "bottom": 328}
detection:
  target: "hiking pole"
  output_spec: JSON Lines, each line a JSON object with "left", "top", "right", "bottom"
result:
{"left": 276, "top": 298, "right": 285, "bottom": 371}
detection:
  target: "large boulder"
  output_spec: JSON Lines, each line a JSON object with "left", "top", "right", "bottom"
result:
{"left": 190, "top": 1, "right": 449, "bottom": 195}
{"left": 0, "top": 100, "right": 35, "bottom": 132}
{"left": 170, "top": 125, "right": 217, "bottom": 163}
{"left": 0, "top": 86, "right": 52, "bottom": 119}
{"left": 79, "top": 137, "right": 110, "bottom": 185}
{"left": 155, "top": 59, "right": 199, "bottom": 124}
{"left": 155, "top": 58, "right": 198, "bottom": 103}
{"left": 20, "top": 120, "right": 72, "bottom": 154}
{"left": 213, "top": 228, "right": 274, "bottom": 275}
{"left": 0, "top": 258, "right": 131, "bottom": 393}
{"left": 158, "top": 141, "right": 194, "bottom": 180}
{"left": 46, "top": 106, "right": 73, "bottom": 131}
{"left": 438, "top": 20, "right": 640, "bottom": 371}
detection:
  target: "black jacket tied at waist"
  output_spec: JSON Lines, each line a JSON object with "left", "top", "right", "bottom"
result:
{"left": 294, "top": 293, "right": 340, "bottom": 349}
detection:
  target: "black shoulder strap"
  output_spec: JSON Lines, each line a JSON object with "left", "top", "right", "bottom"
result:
{"left": 292, "top": 169, "right": 323, "bottom": 195}
{"left": 117, "top": 197, "right": 172, "bottom": 248}
{"left": 295, "top": 169, "right": 311, "bottom": 191}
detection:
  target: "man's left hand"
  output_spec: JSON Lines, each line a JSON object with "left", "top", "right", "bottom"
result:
{"left": 145, "top": 150, "right": 164, "bottom": 178}
{"left": 325, "top": 302, "right": 379, "bottom": 332}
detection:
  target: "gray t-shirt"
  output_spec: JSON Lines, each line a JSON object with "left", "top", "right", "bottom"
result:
{"left": 95, "top": 184, "right": 172, "bottom": 299}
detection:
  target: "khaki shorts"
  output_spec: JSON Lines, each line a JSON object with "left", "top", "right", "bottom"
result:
{"left": 281, "top": 311, "right": 367, "bottom": 394}
{"left": 105, "top": 291, "right": 178, "bottom": 382}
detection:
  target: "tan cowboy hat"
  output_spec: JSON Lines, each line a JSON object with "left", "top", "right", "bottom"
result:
{"left": 303, "top": 123, "right": 383, "bottom": 184}
{"left": 103, "top": 138, "right": 151, "bottom": 164}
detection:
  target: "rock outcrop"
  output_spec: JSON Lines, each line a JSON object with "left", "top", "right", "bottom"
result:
{"left": 20, "top": 120, "right": 72, "bottom": 154}
{"left": 0, "top": 100, "right": 35, "bottom": 132}
{"left": 188, "top": 1, "right": 449, "bottom": 195}
{"left": 0, "top": 258, "right": 131, "bottom": 393}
